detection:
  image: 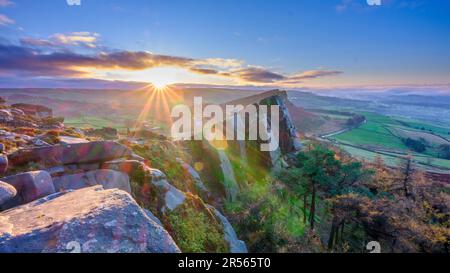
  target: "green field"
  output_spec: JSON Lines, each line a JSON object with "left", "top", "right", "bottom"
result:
{"left": 332, "top": 112, "right": 408, "bottom": 151}
{"left": 329, "top": 111, "right": 450, "bottom": 171}
{"left": 65, "top": 116, "right": 125, "bottom": 129}
{"left": 393, "top": 117, "right": 450, "bottom": 140}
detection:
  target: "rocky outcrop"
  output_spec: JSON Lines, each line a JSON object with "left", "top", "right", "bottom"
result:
{"left": 150, "top": 168, "right": 186, "bottom": 211}
{"left": 0, "top": 186, "right": 180, "bottom": 253}
{"left": 10, "top": 103, "right": 53, "bottom": 118}
{"left": 53, "top": 170, "right": 131, "bottom": 194}
{"left": 8, "top": 141, "right": 133, "bottom": 167}
{"left": 220, "top": 90, "right": 301, "bottom": 167}
{"left": 0, "top": 109, "right": 13, "bottom": 123}
{"left": 0, "top": 181, "right": 16, "bottom": 207}
{"left": 1, "top": 171, "right": 55, "bottom": 209}
{"left": 102, "top": 160, "right": 187, "bottom": 212}
{"left": 100, "top": 158, "right": 247, "bottom": 253}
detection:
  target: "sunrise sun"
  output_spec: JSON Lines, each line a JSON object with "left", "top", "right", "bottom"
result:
{"left": 151, "top": 80, "right": 171, "bottom": 90}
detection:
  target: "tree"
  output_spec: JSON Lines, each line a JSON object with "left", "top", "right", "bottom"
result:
{"left": 401, "top": 155, "right": 414, "bottom": 199}
{"left": 346, "top": 114, "right": 365, "bottom": 127}
{"left": 437, "top": 144, "right": 450, "bottom": 160}
{"left": 287, "top": 145, "right": 372, "bottom": 231}
{"left": 403, "top": 138, "right": 426, "bottom": 153}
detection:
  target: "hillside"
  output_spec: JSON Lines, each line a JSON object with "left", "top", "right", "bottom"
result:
{"left": 0, "top": 89, "right": 448, "bottom": 253}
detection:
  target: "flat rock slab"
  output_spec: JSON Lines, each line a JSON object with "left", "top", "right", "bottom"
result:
{"left": 0, "top": 186, "right": 180, "bottom": 253}
{"left": 59, "top": 136, "right": 89, "bottom": 145}
{"left": 53, "top": 169, "right": 131, "bottom": 194}
{"left": 8, "top": 141, "right": 133, "bottom": 167}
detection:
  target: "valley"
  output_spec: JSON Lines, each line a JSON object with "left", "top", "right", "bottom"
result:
{"left": 288, "top": 90, "right": 450, "bottom": 173}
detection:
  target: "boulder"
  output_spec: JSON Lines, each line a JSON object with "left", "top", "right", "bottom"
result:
{"left": 144, "top": 209, "right": 163, "bottom": 227}
{"left": 0, "top": 154, "right": 7, "bottom": 174}
{"left": 102, "top": 161, "right": 185, "bottom": 211}
{"left": 0, "top": 186, "right": 181, "bottom": 253}
{"left": 53, "top": 169, "right": 131, "bottom": 194}
{"left": 0, "top": 181, "right": 16, "bottom": 208}
{"left": 149, "top": 168, "right": 186, "bottom": 211}
{"left": 8, "top": 141, "right": 133, "bottom": 167}
{"left": 1, "top": 171, "right": 55, "bottom": 209}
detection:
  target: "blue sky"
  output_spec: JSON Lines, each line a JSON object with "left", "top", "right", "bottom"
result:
{"left": 0, "top": 0, "right": 449, "bottom": 88}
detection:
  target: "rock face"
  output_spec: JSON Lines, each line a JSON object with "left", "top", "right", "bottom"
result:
{"left": 8, "top": 141, "right": 133, "bottom": 167}
{"left": 0, "top": 181, "right": 16, "bottom": 208}
{"left": 53, "top": 169, "right": 131, "bottom": 194}
{"left": 176, "top": 158, "right": 209, "bottom": 195}
{"left": 1, "top": 171, "right": 55, "bottom": 209}
{"left": 208, "top": 205, "right": 248, "bottom": 253}
{"left": 0, "top": 186, "right": 180, "bottom": 253}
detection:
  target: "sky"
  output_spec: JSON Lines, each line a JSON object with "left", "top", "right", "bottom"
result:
{"left": 0, "top": 0, "right": 449, "bottom": 89}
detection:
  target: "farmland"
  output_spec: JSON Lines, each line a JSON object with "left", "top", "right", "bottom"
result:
{"left": 329, "top": 112, "right": 450, "bottom": 171}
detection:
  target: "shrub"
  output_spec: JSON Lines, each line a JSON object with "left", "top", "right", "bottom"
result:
{"left": 403, "top": 138, "right": 426, "bottom": 153}
{"left": 12, "top": 127, "right": 40, "bottom": 136}
{"left": 40, "top": 130, "right": 61, "bottom": 144}
{"left": 166, "top": 195, "right": 228, "bottom": 253}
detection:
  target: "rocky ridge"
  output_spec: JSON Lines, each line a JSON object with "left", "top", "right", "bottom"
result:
{"left": 0, "top": 97, "right": 247, "bottom": 253}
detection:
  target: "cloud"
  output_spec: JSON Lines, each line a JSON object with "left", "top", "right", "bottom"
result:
{"left": 230, "top": 67, "right": 286, "bottom": 83}
{"left": 21, "top": 32, "right": 100, "bottom": 48}
{"left": 0, "top": 39, "right": 343, "bottom": 86}
{"left": 194, "top": 58, "right": 243, "bottom": 68}
{"left": 0, "top": 43, "right": 195, "bottom": 77}
{"left": 189, "top": 67, "right": 220, "bottom": 75}
{"left": 0, "top": 14, "right": 14, "bottom": 25}
{"left": 20, "top": 37, "right": 55, "bottom": 47}
{"left": 286, "top": 70, "right": 343, "bottom": 82}
{"left": 0, "top": 0, "right": 14, "bottom": 7}
{"left": 226, "top": 67, "right": 342, "bottom": 85}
